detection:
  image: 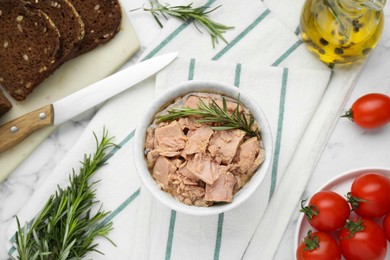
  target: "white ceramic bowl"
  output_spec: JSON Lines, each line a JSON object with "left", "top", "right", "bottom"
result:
{"left": 133, "top": 80, "right": 273, "bottom": 215}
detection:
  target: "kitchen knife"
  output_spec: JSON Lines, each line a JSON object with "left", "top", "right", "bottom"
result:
{"left": 0, "top": 52, "right": 178, "bottom": 152}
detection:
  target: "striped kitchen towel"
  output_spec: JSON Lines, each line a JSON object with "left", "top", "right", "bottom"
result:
{"left": 4, "top": 57, "right": 330, "bottom": 259}
{"left": 4, "top": 0, "right": 364, "bottom": 258}
{"left": 129, "top": 58, "right": 330, "bottom": 260}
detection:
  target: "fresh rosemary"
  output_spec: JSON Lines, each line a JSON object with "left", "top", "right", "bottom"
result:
{"left": 134, "top": 0, "right": 234, "bottom": 48}
{"left": 12, "top": 130, "right": 116, "bottom": 260}
{"left": 157, "top": 96, "right": 260, "bottom": 138}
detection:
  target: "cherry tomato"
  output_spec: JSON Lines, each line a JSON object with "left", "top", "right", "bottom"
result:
{"left": 339, "top": 219, "right": 387, "bottom": 260}
{"left": 347, "top": 172, "right": 390, "bottom": 218}
{"left": 301, "top": 190, "right": 350, "bottom": 232}
{"left": 342, "top": 93, "right": 390, "bottom": 129}
{"left": 384, "top": 213, "right": 390, "bottom": 242}
{"left": 296, "top": 231, "right": 341, "bottom": 260}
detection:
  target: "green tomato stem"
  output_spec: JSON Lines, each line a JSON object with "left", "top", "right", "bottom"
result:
{"left": 300, "top": 200, "right": 319, "bottom": 221}
{"left": 341, "top": 108, "right": 354, "bottom": 121}
{"left": 303, "top": 230, "right": 319, "bottom": 251}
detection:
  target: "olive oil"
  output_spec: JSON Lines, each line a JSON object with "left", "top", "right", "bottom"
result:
{"left": 300, "top": 0, "right": 385, "bottom": 64}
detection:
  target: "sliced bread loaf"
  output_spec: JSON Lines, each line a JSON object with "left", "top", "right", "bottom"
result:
{"left": 24, "top": 0, "right": 85, "bottom": 63}
{"left": 70, "top": 0, "right": 122, "bottom": 56}
{"left": 0, "top": 0, "right": 60, "bottom": 101}
{"left": 0, "top": 90, "right": 12, "bottom": 117}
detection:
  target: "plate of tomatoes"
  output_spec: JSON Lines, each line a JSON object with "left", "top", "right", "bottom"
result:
{"left": 295, "top": 168, "right": 390, "bottom": 260}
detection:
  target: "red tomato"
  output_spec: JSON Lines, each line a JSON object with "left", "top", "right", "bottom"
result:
{"left": 384, "top": 213, "right": 390, "bottom": 242}
{"left": 339, "top": 219, "right": 387, "bottom": 260}
{"left": 342, "top": 93, "right": 390, "bottom": 129}
{"left": 348, "top": 172, "right": 390, "bottom": 218}
{"left": 301, "top": 190, "right": 350, "bottom": 232}
{"left": 296, "top": 231, "right": 341, "bottom": 260}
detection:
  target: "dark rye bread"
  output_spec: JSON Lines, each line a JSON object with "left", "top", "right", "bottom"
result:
{"left": 0, "top": 90, "right": 12, "bottom": 117}
{"left": 0, "top": 0, "right": 60, "bottom": 101}
{"left": 71, "top": 0, "right": 122, "bottom": 56}
{"left": 24, "top": 0, "right": 85, "bottom": 63}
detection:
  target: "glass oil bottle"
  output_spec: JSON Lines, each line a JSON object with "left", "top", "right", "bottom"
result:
{"left": 300, "top": 0, "right": 386, "bottom": 65}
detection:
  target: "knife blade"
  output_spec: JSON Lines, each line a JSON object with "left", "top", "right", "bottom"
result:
{"left": 0, "top": 52, "right": 178, "bottom": 152}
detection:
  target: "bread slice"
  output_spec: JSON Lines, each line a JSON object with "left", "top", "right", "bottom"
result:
{"left": 0, "top": 0, "right": 60, "bottom": 101}
{"left": 0, "top": 90, "right": 12, "bottom": 117}
{"left": 70, "top": 0, "right": 122, "bottom": 56}
{"left": 24, "top": 0, "right": 85, "bottom": 63}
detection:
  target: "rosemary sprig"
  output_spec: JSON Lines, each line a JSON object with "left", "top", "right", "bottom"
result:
{"left": 134, "top": 0, "right": 234, "bottom": 48}
{"left": 12, "top": 130, "right": 116, "bottom": 260}
{"left": 157, "top": 96, "right": 260, "bottom": 138}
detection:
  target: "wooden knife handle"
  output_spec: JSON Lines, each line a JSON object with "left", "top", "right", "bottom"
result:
{"left": 0, "top": 104, "right": 54, "bottom": 152}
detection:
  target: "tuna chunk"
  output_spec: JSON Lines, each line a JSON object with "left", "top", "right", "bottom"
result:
{"left": 159, "top": 150, "right": 182, "bottom": 157}
{"left": 247, "top": 147, "right": 265, "bottom": 176}
{"left": 168, "top": 169, "right": 208, "bottom": 206}
{"left": 232, "top": 138, "right": 265, "bottom": 190}
{"left": 214, "top": 99, "right": 244, "bottom": 114}
{"left": 235, "top": 174, "right": 250, "bottom": 191}
{"left": 177, "top": 117, "right": 203, "bottom": 131}
{"left": 145, "top": 127, "right": 155, "bottom": 151}
{"left": 205, "top": 172, "right": 237, "bottom": 202}
{"left": 186, "top": 154, "right": 219, "bottom": 184}
{"left": 178, "top": 162, "right": 199, "bottom": 181}
{"left": 172, "top": 185, "right": 208, "bottom": 206}
{"left": 184, "top": 95, "right": 211, "bottom": 109}
{"left": 236, "top": 137, "right": 260, "bottom": 174}
{"left": 153, "top": 156, "right": 177, "bottom": 189}
{"left": 185, "top": 126, "right": 214, "bottom": 155}
{"left": 155, "top": 121, "right": 187, "bottom": 152}
{"left": 146, "top": 149, "right": 160, "bottom": 168}
{"left": 147, "top": 148, "right": 181, "bottom": 168}
{"left": 171, "top": 158, "right": 184, "bottom": 168}
{"left": 184, "top": 95, "right": 200, "bottom": 108}
{"left": 208, "top": 129, "right": 246, "bottom": 164}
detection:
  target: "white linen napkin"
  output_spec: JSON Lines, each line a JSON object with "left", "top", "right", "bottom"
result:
{"left": 4, "top": 0, "right": 365, "bottom": 258}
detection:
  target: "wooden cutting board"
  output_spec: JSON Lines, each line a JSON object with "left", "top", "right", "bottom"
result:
{"left": 0, "top": 11, "right": 140, "bottom": 182}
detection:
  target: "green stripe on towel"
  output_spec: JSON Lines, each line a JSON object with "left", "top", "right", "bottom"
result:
{"left": 212, "top": 9, "right": 271, "bottom": 61}
{"left": 8, "top": 245, "right": 15, "bottom": 255}
{"left": 295, "top": 26, "right": 301, "bottom": 35}
{"left": 272, "top": 39, "right": 303, "bottom": 66}
{"left": 165, "top": 210, "right": 177, "bottom": 260}
{"left": 142, "top": 22, "right": 190, "bottom": 61}
{"left": 234, "top": 64, "right": 242, "bottom": 87}
{"left": 270, "top": 68, "right": 289, "bottom": 198}
{"left": 213, "top": 213, "right": 225, "bottom": 260}
{"left": 100, "top": 188, "right": 141, "bottom": 226}
{"left": 103, "top": 129, "right": 135, "bottom": 163}
{"left": 188, "top": 58, "right": 196, "bottom": 80}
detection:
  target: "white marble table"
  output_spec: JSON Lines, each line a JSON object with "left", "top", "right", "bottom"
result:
{"left": 1, "top": 1, "right": 390, "bottom": 259}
